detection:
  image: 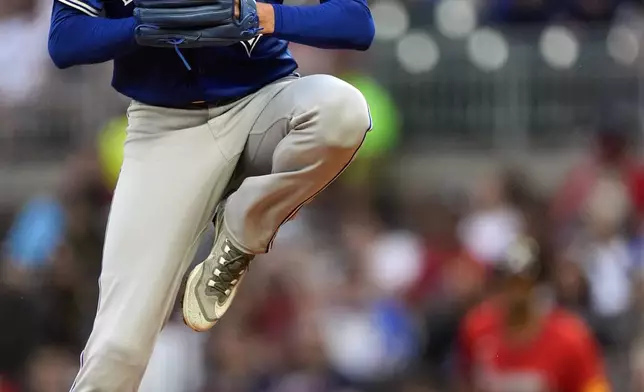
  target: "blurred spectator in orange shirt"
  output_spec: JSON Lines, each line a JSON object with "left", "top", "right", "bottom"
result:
{"left": 458, "top": 238, "right": 609, "bottom": 392}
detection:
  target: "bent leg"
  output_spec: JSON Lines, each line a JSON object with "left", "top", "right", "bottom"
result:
{"left": 225, "top": 75, "right": 372, "bottom": 253}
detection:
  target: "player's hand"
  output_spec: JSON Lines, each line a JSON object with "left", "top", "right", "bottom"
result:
{"left": 235, "top": 0, "right": 275, "bottom": 34}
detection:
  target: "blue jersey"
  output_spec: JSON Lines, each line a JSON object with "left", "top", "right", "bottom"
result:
{"left": 49, "top": 0, "right": 374, "bottom": 107}
{"left": 53, "top": 0, "right": 297, "bottom": 107}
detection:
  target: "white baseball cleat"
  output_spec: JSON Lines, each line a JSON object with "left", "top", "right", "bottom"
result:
{"left": 182, "top": 202, "right": 254, "bottom": 332}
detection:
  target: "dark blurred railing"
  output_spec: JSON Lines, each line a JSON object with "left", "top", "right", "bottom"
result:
{"left": 369, "top": 25, "right": 643, "bottom": 151}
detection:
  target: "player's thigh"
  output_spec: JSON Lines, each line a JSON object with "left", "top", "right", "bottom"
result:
{"left": 108, "top": 104, "right": 235, "bottom": 270}
{"left": 95, "top": 110, "right": 237, "bottom": 350}
{"left": 234, "top": 74, "right": 370, "bottom": 178}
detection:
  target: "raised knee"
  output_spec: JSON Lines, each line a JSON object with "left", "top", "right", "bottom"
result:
{"left": 313, "top": 77, "right": 372, "bottom": 149}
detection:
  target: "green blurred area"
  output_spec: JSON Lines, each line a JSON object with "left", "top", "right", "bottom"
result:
{"left": 97, "top": 116, "right": 127, "bottom": 190}
{"left": 342, "top": 73, "right": 401, "bottom": 159}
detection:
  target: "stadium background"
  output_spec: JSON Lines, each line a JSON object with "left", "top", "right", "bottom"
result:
{"left": 2, "top": 0, "right": 644, "bottom": 390}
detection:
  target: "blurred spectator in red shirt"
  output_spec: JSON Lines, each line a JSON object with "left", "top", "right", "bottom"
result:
{"left": 551, "top": 123, "right": 644, "bottom": 229}
{"left": 408, "top": 196, "right": 485, "bottom": 308}
{"left": 458, "top": 237, "right": 609, "bottom": 392}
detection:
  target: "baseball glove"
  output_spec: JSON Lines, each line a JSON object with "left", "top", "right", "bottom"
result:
{"left": 134, "top": 0, "right": 261, "bottom": 48}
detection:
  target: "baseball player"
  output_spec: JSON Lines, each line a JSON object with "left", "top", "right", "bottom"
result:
{"left": 459, "top": 238, "right": 610, "bottom": 392}
{"left": 48, "top": 0, "right": 374, "bottom": 389}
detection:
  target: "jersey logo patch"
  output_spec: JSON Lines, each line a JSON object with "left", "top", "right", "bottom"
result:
{"left": 123, "top": 0, "right": 133, "bottom": 5}
{"left": 240, "top": 34, "right": 262, "bottom": 57}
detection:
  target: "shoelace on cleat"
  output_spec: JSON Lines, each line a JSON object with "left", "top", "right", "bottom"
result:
{"left": 207, "top": 241, "right": 250, "bottom": 298}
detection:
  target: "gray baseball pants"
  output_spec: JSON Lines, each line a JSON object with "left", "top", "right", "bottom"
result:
{"left": 70, "top": 74, "right": 371, "bottom": 391}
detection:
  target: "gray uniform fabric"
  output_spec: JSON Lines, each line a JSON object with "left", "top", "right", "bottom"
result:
{"left": 70, "top": 74, "right": 371, "bottom": 391}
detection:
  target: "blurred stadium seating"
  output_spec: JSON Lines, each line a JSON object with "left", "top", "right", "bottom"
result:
{"left": 2, "top": 0, "right": 644, "bottom": 391}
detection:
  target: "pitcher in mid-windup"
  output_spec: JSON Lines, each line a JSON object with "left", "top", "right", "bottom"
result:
{"left": 48, "top": 0, "right": 374, "bottom": 388}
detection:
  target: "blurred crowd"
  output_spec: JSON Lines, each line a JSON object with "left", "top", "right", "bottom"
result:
{"left": 3, "top": 0, "right": 644, "bottom": 391}
{"left": 3, "top": 122, "right": 644, "bottom": 391}
{"left": 0, "top": 0, "right": 124, "bottom": 163}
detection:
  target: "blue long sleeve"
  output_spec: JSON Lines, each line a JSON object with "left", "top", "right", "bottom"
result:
{"left": 49, "top": 2, "right": 137, "bottom": 69}
{"left": 271, "top": 0, "right": 375, "bottom": 50}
